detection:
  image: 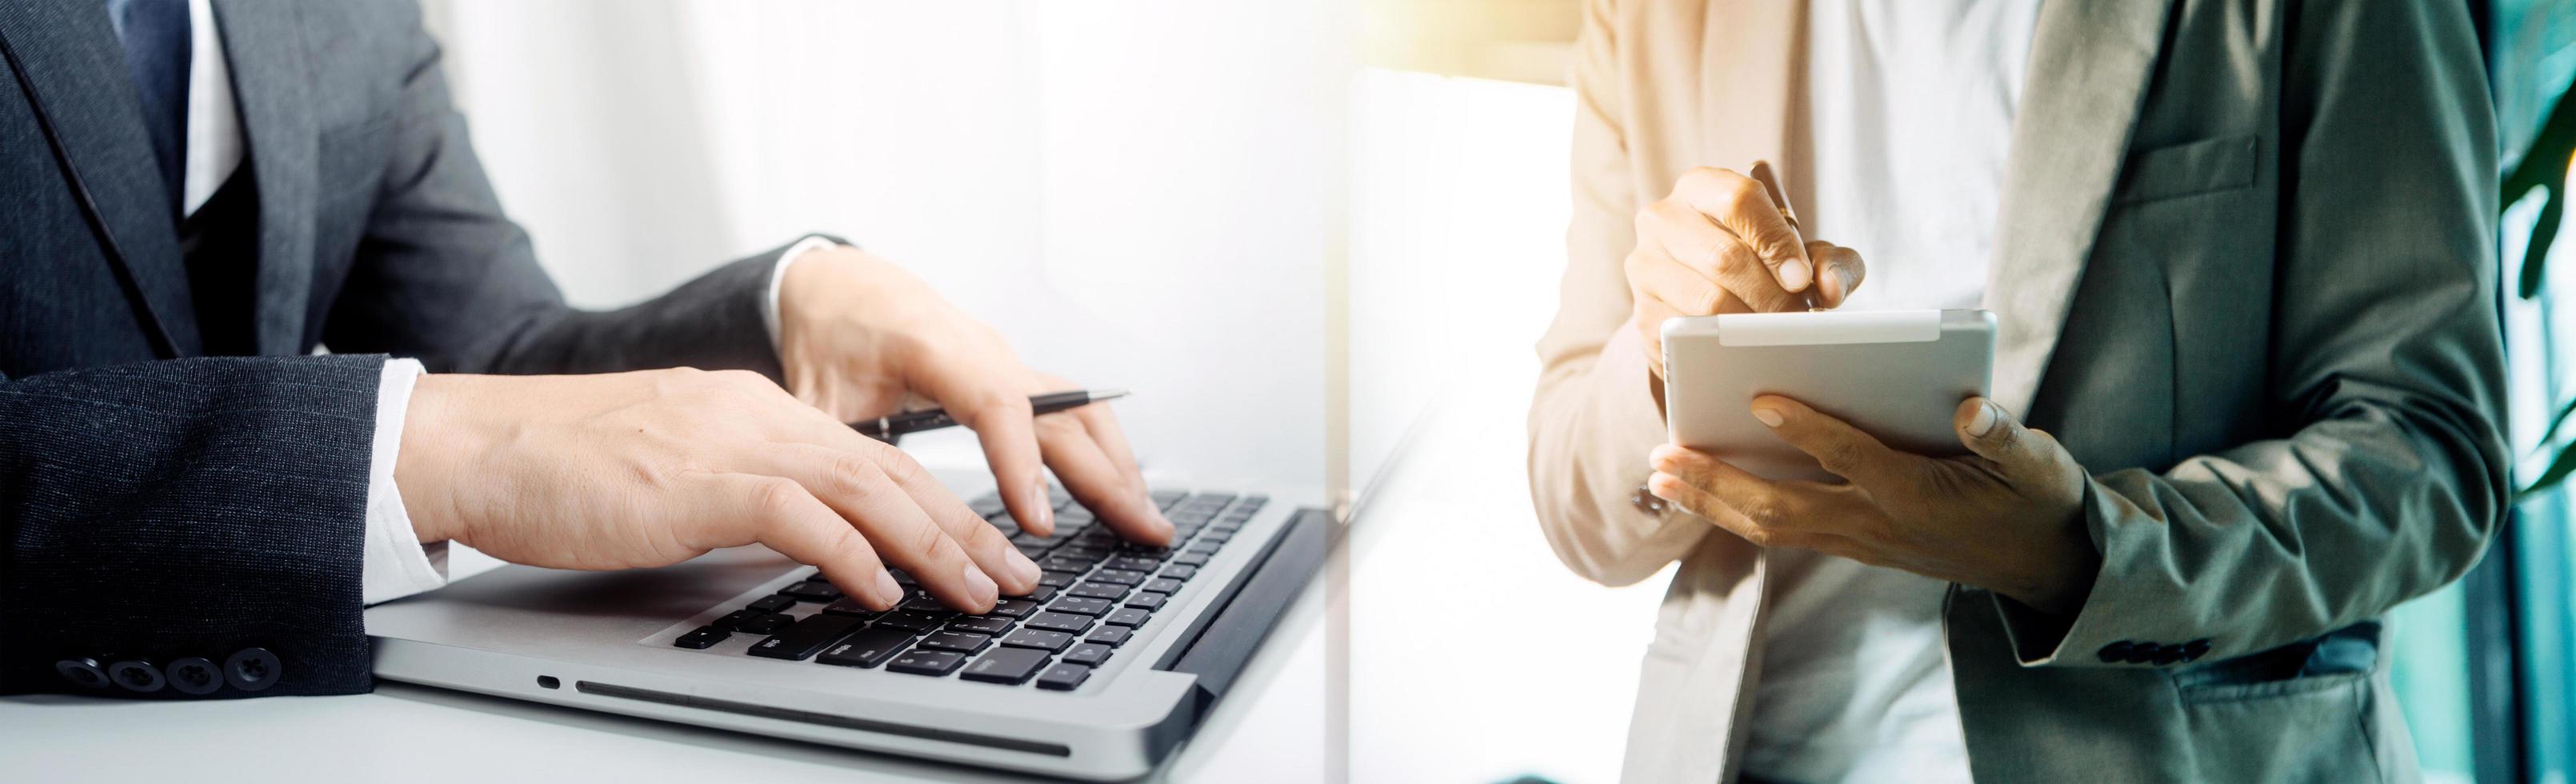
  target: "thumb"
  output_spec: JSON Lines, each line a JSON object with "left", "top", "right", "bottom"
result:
{"left": 1954, "top": 398, "right": 2056, "bottom": 474}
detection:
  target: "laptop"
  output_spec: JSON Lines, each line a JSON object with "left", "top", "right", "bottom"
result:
{"left": 365, "top": 471, "right": 1329, "bottom": 781}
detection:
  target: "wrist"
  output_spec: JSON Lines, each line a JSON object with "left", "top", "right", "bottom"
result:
{"left": 395, "top": 374, "right": 468, "bottom": 545}
{"left": 2003, "top": 503, "right": 2098, "bottom": 615}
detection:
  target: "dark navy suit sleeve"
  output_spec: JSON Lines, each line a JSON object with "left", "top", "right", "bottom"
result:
{"left": 316, "top": 1, "right": 796, "bottom": 379}
{"left": 0, "top": 354, "right": 384, "bottom": 698}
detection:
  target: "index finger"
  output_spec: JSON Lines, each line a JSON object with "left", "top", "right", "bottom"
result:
{"left": 1671, "top": 166, "right": 1812, "bottom": 294}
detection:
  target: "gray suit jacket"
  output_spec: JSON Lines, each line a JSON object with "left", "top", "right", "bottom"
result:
{"left": 0, "top": 0, "right": 800, "bottom": 698}
{"left": 1526, "top": 0, "right": 2507, "bottom": 781}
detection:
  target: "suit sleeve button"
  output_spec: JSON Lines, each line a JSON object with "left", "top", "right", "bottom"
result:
{"left": 2097, "top": 642, "right": 2134, "bottom": 663}
{"left": 108, "top": 659, "right": 166, "bottom": 693}
{"left": 2150, "top": 644, "right": 2186, "bottom": 665}
{"left": 2125, "top": 643, "right": 2162, "bottom": 664}
{"left": 223, "top": 647, "right": 282, "bottom": 691}
{"left": 2180, "top": 638, "right": 2212, "bottom": 662}
{"left": 166, "top": 657, "right": 224, "bottom": 695}
{"left": 54, "top": 658, "right": 110, "bottom": 689}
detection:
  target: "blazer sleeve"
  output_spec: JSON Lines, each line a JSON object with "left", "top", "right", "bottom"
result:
{"left": 1525, "top": 0, "right": 1714, "bottom": 587}
{"left": 315, "top": 2, "right": 800, "bottom": 378}
{"left": 1991, "top": 0, "right": 2510, "bottom": 667}
{"left": 1, "top": 355, "right": 387, "bottom": 698}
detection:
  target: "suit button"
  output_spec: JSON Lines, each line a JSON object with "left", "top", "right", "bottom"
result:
{"left": 2180, "top": 638, "right": 2212, "bottom": 662}
{"left": 2150, "top": 644, "right": 2186, "bottom": 665}
{"left": 166, "top": 657, "right": 224, "bottom": 695}
{"left": 54, "top": 658, "right": 110, "bottom": 689}
{"left": 2125, "top": 643, "right": 2163, "bottom": 664}
{"left": 223, "top": 647, "right": 282, "bottom": 691}
{"left": 2097, "top": 642, "right": 2133, "bottom": 662}
{"left": 108, "top": 659, "right": 166, "bottom": 693}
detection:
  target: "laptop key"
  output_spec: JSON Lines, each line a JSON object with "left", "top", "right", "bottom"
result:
{"left": 1025, "top": 611, "right": 1096, "bottom": 634}
{"left": 1050, "top": 597, "right": 1115, "bottom": 617}
{"left": 1086, "top": 625, "right": 1134, "bottom": 647}
{"left": 816, "top": 627, "right": 914, "bottom": 669}
{"left": 874, "top": 610, "right": 953, "bottom": 633}
{"left": 959, "top": 646, "right": 1052, "bottom": 686}
{"left": 778, "top": 581, "right": 841, "bottom": 602}
{"left": 1000, "top": 629, "right": 1075, "bottom": 652}
{"left": 1066, "top": 582, "right": 1129, "bottom": 601}
{"left": 1034, "top": 663, "right": 1092, "bottom": 691}
{"left": 714, "top": 610, "right": 760, "bottom": 630}
{"left": 674, "top": 626, "right": 730, "bottom": 649}
{"left": 736, "top": 613, "right": 795, "bottom": 635}
{"left": 747, "top": 614, "right": 866, "bottom": 661}
{"left": 986, "top": 598, "right": 1040, "bottom": 618}
{"left": 1185, "top": 541, "right": 1222, "bottom": 555}
{"left": 746, "top": 594, "right": 798, "bottom": 614}
{"left": 1015, "top": 543, "right": 1054, "bottom": 559}
{"left": 1022, "top": 585, "right": 1060, "bottom": 603}
{"left": 1124, "top": 593, "right": 1167, "bottom": 611}
{"left": 1160, "top": 565, "right": 1199, "bottom": 582}
{"left": 1107, "top": 556, "right": 1161, "bottom": 572}
{"left": 1063, "top": 642, "right": 1114, "bottom": 666}
{"left": 1171, "top": 552, "right": 1210, "bottom": 566}
{"left": 1040, "top": 555, "right": 1096, "bottom": 574}
{"left": 1102, "top": 608, "right": 1150, "bottom": 627}
{"left": 1150, "top": 490, "right": 1188, "bottom": 508}
{"left": 1091, "top": 569, "right": 1148, "bottom": 586}
{"left": 920, "top": 630, "right": 994, "bottom": 654}
{"left": 970, "top": 496, "right": 1008, "bottom": 518}
{"left": 1141, "top": 578, "right": 1184, "bottom": 595}
{"left": 1039, "top": 570, "right": 1082, "bottom": 589}
{"left": 948, "top": 615, "right": 1014, "bottom": 635}
{"left": 821, "top": 598, "right": 885, "bottom": 617}
{"left": 886, "top": 650, "right": 967, "bottom": 676}
{"left": 902, "top": 598, "right": 961, "bottom": 615}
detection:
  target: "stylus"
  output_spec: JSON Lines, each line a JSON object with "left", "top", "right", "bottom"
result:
{"left": 851, "top": 389, "right": 1131, "bottom": 441}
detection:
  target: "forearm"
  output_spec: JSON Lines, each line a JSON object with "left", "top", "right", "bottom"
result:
{"left": 0, "top": 356, "right": 385, "bottom": 697}
{"left": 1527, "top": 328, "right": 1710, "bottom": 586}
{"left": 479, "top": 242, "right": 812, "bottom": 378}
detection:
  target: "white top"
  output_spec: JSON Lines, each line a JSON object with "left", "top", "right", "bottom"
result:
{"left": 171, "top": 2, "right": 818, "bottom": 608}
{"left": 1741, "top": 1, "right": 2039, "bottom": 782}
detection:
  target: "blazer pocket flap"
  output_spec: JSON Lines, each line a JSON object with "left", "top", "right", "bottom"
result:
{"left": 2114, "top": 134, "right": 2258, "bottom": 204}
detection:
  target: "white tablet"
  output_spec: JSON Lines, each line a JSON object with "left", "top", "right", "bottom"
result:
{"left": 1662, "top": 309, "right": 1994, "bottom": 482}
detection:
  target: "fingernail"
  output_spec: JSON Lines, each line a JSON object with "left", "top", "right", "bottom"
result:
{"left": 1968, "top": 402, "right": 2000, "bottom": 437}
{"left": 1646, "top": 473, "right": 1678, "bottom": 500}
{"left": 962, "top": 564, "right": 999, "bottom": 607}
{"left": 1751, "top": 407, "right": 1784, "bottom": 427}
{"left": 1779, "top": 258, "right": 1811, "bottom": 291}
{"left": 1006, "top": 548, "right": 1042, "bottom": 586}
{"left": 1028, "top": 483, "right": 1054, "bottom": 530}
{"left": 873, "top": 569, "right": 903, "bottom": 607}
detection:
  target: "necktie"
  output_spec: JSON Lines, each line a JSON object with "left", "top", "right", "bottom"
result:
{"left": 105, "top": 0, "right": 190, "bottom": 216}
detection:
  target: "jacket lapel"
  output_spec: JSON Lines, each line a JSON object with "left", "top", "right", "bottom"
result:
{"left": 0, "top": 1, "right": 202, "bottom": 356}
{"left": 1985, "top": 0, "right": 2175, "bottom": 418}
{"left": 210, "top": 0, "right": 315, "bottom": 357}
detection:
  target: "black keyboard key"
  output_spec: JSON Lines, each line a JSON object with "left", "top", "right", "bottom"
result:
{"left": 714, "top": 610, "right": 760, "bottom": 630}
{"left": 1202, "top": 530, "right": 1234, "bottom": 544}
{"left": 674, "top": 626, "right": 730, "bottom": 649}
{"left": 1058, "top": 506, "right": 1096, "bottom": 526}
{"left": 948, "top": 615, "right": 1014, "bottom": 635}
{"left": 1001, "top": 629, "right": 1076, "bottom": 652}
{"left": 747, "top": 614, "right": 865, "bottom": 660}
{"left": 970, "top": 496, "right": 1008, "bottom": 518}
{"left": 1102, "top": 608, "right": 1150, "bottom": 627}
{"left": 1064, "top": 642, "right": 1114, "bottom": 666}
{"left": 1191, "top": 493, "right": 1238, "bottom": 507}
{"left": 1091, "top": 569, "right": 1148, "bottom": 586}
{"left": 736, "top": 613, "right": 795, "bottom": 635}
{"left": 902, "top": 598, "right": 961, "bottom": 615}
{"left": 1160, "top": 565, "right": 1199, "bottom": 582}
{"left": 1016, "top": 542, "right": 1053, "bottom": 559}
{"left": 1034, "top": 663, "right": 1092, "bottom": 691}
{"left": 817, "top": 627, "right": 914, "bottom": 669}
{"left": 1040, "top": 555, "right": 1098, "bottom": 574}
{"left": 1050, "top": 597, "right": 1114, "bottom": 617}
{"left": 1141, "top": 578, "right": 1184, "bottom": 595}
{"left": 1023, "top": 585, "right": 1060, "bottom": 603}
{"left": 888, "top": 569, "right": 918, "bottom": 586}
{"left": 1185, "top": 541, "right": 1222, "bottom": 555}
{"left": 746, "top": 594, "right": 798, "bottom": 613}
{"left": 778, "top": 581, "right": 841, "bottom": 601}
{"left": 920, "top": 630, "right": 994, "bottom": 654}
{"left": 1054, "top": 545, "right": 1112, "bottom": 562}
{"left": 959, "top": 646, "right": 1053, "bottom": 686}
{"left": 1172, "top": 552, "right": 1211, "bottom": 566}
{"left": 886, "top": 650, "right": 966, "bottom": 676}
{"left": 1086, "top": 625, "right": 1134, "bottom": 647}
{"left": 1066, "top": 582, "right": 1129, "bottom": 601}
{"left": 1150, "top": 490, "right": 1188, "bottom": 508}
{"left": 986, "top": 598, "right": 1039, "bottom": 618}
{"left": 821, "top": 598, "right": 885, "bottom": 617}
{"left": 1039, "top": 570, "right": 1082, "bottom": 589}
{"left": 1121, "top": 543, "right": 1172, "bottom": 557}
{"left": 1124, "top": 593, "right": 1168, "bottom": 611}
{"left": 1011, "top": 531, "right": 1058, "bottom": 546}
{"left": 874, "top": 610, "right": 954, "bottom": 633}
{"left": 1025, "top": 611, "right": 1096, "bottom": 634}
{"left": 1107, "top": 556, "right": 1162, "bottom": 572}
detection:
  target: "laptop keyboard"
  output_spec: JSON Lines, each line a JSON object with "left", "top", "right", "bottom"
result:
{"left": 671, "top": 487, "right": 1266, "bottom": 691}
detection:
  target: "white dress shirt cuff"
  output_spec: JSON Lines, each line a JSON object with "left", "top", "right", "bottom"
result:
{"left": 765, "top": 236, "right": 846, "bottom": 350}
{"left": 360, "top": 358, "right": 445, "bottom": 606}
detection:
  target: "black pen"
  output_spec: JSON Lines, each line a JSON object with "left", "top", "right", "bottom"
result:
{"left": 851, "top": 389, "right": 1130, "bottom": 441}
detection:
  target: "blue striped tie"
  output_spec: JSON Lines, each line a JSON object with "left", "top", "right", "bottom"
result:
{"left": 104, "top": 0, "right": 191, "bottom": 215}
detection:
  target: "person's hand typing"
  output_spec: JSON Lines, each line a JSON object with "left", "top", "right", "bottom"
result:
{"left": 1626, "top": 162, "right": 1867, "bottom": 378}
{"left": 1646, "top": 395, "right": 2098, "bottom": 614}
{"left": 773, "top": 246, "right": 1173, "bottom": 546}
{"left": 395, "top": 369, "right": 1034, "bottom": 614}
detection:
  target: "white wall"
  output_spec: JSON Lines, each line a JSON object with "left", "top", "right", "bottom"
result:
{"left": 421, "top": 1, "right": 1350, "bottom": 489}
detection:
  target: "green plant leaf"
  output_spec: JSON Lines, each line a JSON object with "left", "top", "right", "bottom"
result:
{"left": 2519, "top": 439, "right": 2576, "bottom": 498}
{"left": 2524, "top": 189, "right": 2566, "bottom": 298}
{"left": 2508, "top": 87, "right": 2576, "bottom": 299}
{"left": 2538, "top": 395, "right": 2576, "bottom": 448}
